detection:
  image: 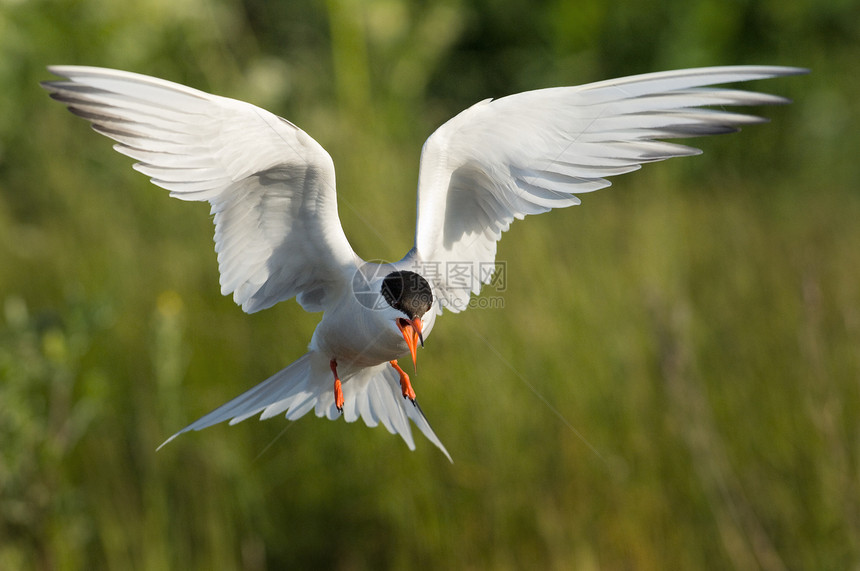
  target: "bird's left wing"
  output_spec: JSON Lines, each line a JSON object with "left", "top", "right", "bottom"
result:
{"left": 412, "top": 65, "right": 806, "bottom": 312}
{"left": 43, "top": 66, "right": 357, "bottom": 313}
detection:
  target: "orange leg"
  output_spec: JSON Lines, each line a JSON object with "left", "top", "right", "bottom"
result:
{"left": 330, "top": 359, "right": 344, "bottom": 413}
{"left": 389, "top": 360, "right": 416, "bottom": 404}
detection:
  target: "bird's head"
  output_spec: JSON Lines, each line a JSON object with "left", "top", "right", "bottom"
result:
{"left": 381, "top": 270, "right": 433, "bottom": 369}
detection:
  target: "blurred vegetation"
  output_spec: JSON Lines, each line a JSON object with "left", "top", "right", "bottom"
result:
{"left": 1, "top": 0, "right": 858, "bottom": 568}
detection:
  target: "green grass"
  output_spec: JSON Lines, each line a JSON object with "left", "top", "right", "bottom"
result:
{"left": 2, "top": 0, "right": 859, "bottom": 568}
{"left": 3, "top": 156, "right": 858, "bottom": 569}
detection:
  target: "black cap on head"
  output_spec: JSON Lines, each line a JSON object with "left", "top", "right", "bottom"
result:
{"left": 381, "top": 270, "right": 433, "bottom": 319}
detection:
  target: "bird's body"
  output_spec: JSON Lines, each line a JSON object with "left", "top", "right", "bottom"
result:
{"left": 42, "top": 64, "right": 805, "bottom": 461}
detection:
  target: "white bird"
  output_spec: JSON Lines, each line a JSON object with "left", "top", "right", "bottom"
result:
{"left": 42, "top": 64, "right": 805, "bottom": 461}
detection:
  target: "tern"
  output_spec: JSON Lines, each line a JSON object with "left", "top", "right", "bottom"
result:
{"left": 43, "top": 64, "right": 805, "bottom": 461}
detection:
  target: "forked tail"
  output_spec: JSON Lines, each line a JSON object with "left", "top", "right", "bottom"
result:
{"left": 158, "top": 352, "right": 452, "bottom": 461}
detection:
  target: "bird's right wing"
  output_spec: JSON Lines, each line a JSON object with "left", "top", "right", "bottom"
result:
{"left": 411, "top": 66, "right": 807, "bottom": 312}
{"left": 43, "top": 66, "right": 358, "bottom": 314}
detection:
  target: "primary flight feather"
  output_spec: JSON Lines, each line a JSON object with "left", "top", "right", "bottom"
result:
{"left": 42, "top": 64, "right": 806, "bottom": 461}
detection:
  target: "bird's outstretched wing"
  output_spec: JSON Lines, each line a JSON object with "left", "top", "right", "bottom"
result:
{"left": 412, "top": 66, "right": 807, "bottom": 312}
{"left": 158, "top": 351, "right": 453, "bottom": 462}
{"left": 42, "top": 66, "right": 357, "bottom": 313}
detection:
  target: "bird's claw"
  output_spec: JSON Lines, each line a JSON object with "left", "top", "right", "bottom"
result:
{"left": 334, "top": 378, "right": 344, "bottom": 413}
{"left": 330, "top": 359, "right": 344, "bottom": 414}
{"left": 389, "top": 360, "right": 417, "bottom": 404}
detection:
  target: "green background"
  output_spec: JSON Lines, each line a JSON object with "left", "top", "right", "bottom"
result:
{"left": 1, "top": 0, "right": 858, "bottom": 568}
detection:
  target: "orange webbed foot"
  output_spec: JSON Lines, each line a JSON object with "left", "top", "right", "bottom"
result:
{"left": 330, "top": 359, "right": 344, "bottom": 413}
{"left": 389, "top": 360, "right": 417, "bottom": 405}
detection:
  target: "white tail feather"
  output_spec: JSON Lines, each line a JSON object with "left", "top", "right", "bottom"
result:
{"left": 157, "top": 351, "right": 452, "bottom": 462}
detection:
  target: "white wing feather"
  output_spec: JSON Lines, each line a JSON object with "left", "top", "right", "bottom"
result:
{"left": 42, "top": 66, "right": 358, "bottom": 313}
{"left": 412, "top": 65, "right": 807, "bottom": 312}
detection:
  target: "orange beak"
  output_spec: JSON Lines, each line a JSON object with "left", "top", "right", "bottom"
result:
{"left": 396, "top": 317, "right": 424, "bottom": 370}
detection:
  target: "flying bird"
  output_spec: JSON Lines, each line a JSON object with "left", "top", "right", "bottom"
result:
{"left": 42, "top": 64, "right": 805, "bottom": 461}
